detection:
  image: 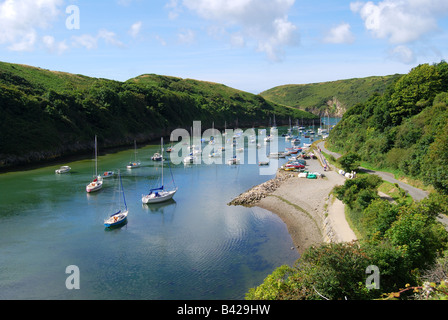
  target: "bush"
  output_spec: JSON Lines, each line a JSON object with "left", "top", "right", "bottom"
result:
{"left": 338, "top": 151, "right": 360, "bottom": 172}
{"left": 333, "top": 175, "right": 382, "bottom": 210}
{"left": 385, "top": 208, "right": 448, "bottom": 270}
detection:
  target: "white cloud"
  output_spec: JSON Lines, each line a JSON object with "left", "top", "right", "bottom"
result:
{"left": 323, "top": 22, "right": 355, "bottom": 44}
{"left": 98, "top": 29, "right": 124, "bottom": 47}
{"left": 172, "top": 0, "right": 299, "bottom": 61}
{"left": 351, "top": 0, "right": 448, "bottom": 44}
{"left": 0, "top": 0, "right": 63, "bottom": 51}
{"left": 389, "top": 45, "right": 416, "bottom": 64}
{"left": 72, "top": 29, "right": 124, "bottom": 50}
{"left": 166, "top": 0, "right": 182, "bottom": 20}
{"left": 129, "top": 21, "right": 143, "bottom": 38}
{"left": 7, "top": 30, "right": 37, "bottom": 52}
{"left": 178, "top": 28, "right": 196, "bottom": 44}
{"left": 72, "top": 34, "right": 98, "bottom": 50}
{"left": 42, "top": 35, "right": 69, "bottom": 54}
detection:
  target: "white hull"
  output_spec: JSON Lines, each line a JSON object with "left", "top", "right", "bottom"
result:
{"left": 183, "top": 156, "right": 197, "bottom": 164}
{"left": 227, "top": 158, "right": 240, "bottom": 165}
{"left": 268, "top": 152, "right": 286, "bottom": 159}
{"left": 55, "top": 166, "right": 71, "bottom": 174}
{"left": 127, "top": 162, "right": 141, "bottom": 169}
{"left": 86, "top": 179, "right": 103, "bottom": 193}
{"left": 142, "top": 189, "right": 177, "bottom": 204}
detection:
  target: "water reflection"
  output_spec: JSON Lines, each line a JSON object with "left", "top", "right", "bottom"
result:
{"left": 142, "top": 199, "right": 177, "bottom": 214}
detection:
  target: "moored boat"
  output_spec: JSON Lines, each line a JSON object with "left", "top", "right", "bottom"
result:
{"left": 104, "top": 170, "right": 128, "bottom": 228}
{"left": 183, "top": 154, "right": 197, "bottom": 164}
{"left": 151, "top": 152, "right": 163, "bottom": 161}
{"left": 101, "top": 171, "right": 116, "bottom": 178}
{"left": 127, "top": 140, "right": 141, "bottom": 169}
{"left": 142, "top": 137, "right": 178, "bottom": 204}
{"left": 227, "top": 156, "right": 240, "bottom": 165}
{"left": 86, "top": 135, "right": 103, "bottom": 193}
{"left": 268, "top": 152, "right": 286, "bottom": 159}
{"left": 55, "top": 166, "right": 71, "bottom": 174}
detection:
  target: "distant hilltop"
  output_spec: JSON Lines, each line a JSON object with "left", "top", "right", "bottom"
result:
{"left": 260, "top": 74, "right": 402, "bottom": 117}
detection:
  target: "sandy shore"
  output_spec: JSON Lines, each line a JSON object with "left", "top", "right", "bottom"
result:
{"left": 229, "top": 148, "right": 357, "bottom": 254}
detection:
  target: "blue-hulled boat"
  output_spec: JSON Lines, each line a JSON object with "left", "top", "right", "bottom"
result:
{"left": 104, "top": 171, "right": 128, "bottom": 228}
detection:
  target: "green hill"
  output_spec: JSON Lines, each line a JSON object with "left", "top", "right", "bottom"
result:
{"left": 260, "top": 75, "right": 402, "bottom": 116}
{"left": 327, "top": 61, "right": 448, "bottom": 195}
{"left": 0, "top": 61, "right": 317, "bottom": 169}
{"left": 247, "top": 62, "right": 448, "bottom": 301}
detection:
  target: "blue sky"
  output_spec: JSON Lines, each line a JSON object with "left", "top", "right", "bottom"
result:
{"left": 1, "top": 0, "right": 448, "bottom": 93}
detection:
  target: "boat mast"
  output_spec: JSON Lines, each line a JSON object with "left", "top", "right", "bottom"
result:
{"left": 161, "top": 137, "right": 164, "bottom": 188}
{"left": 95, "top": 135, "right": 98, "bottom": 177}
{"left": 119, "top": 170, "right": 127, "bottom": 211}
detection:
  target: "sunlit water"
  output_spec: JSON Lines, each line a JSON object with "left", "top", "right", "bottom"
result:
{"left": 0, "top": 121, "right": 339, "bottom": 300}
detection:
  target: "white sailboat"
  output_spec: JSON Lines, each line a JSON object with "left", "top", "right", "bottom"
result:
{"left": 86, "top": 135, "right": 103, "bottom": 193}
{"left": 127, "top": 140, "right": 141, "bottom": 169}
{"left": 104, "top": 170, "right": 128, "bottom": 228}
{"left": 142, "top": 137, "right": 178, "bottom": 204}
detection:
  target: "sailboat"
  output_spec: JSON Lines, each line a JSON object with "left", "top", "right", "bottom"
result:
{"left": 151, "top": 140, "right": 164, "bottom": 161}
{"left": 86, "top": 135, "right": 103, "bottom": 193}
{"left": 142, "top": 137, "right": 178, "bottom": 204}
{"left": 127, "top": 140, "right": 141, "bottom": 169}
{"left": 104, "top": 170, "right": 128, "bottom": 228}
{"left": 271, "top": 114, "right": 278, "bottom": 135}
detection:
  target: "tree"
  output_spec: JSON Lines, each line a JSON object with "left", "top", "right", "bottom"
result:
{"left": 385, "top": 207, "right": 448, "bottom": 270}
{"left": 338, "top": 151, "right": 360, "bottom": 172}
{"left": 424, "top": 120, "right": 448, "bottom": 194}
{"left": 389, "top": 63, "right": 442, "bottom": 125}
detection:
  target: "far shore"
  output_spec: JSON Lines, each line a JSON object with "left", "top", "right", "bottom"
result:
{"left": 229, "top": 146, "right": 357, "bottom": 255}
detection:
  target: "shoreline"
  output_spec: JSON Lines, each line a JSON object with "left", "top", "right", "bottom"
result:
{"left": 229, "top": 147, "right": 357, "bottom": 255}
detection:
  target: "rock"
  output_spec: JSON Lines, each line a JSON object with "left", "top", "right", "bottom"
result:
{"left": 228, "top": 170, "right": 292, "bottom": 206}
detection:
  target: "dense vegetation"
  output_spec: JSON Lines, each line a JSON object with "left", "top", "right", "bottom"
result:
{"left": 247, "top": 175, "right": 448, "bottom": 300}
{"left": 327, "top": 61, "right": 448, "bottom": 195}
{"left": 247, "top": 62, "right": 448, "bottom": 300}
{"left": 0, "top": 61, "right": 317, "bottom": 169}
{"left": 260, "top": 75, "right": 401, "bottom": 116}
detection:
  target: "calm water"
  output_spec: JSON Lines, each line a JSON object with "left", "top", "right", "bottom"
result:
{"left": 0, "top": 121, "right": 340, "bottom": 300}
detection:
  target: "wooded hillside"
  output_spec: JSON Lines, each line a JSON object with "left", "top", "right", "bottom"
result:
{"left": 327, "top": 61, "right": 448, "bottom": 195}
{"left": 0, "top": 61, "right": 317, "bottom": 169}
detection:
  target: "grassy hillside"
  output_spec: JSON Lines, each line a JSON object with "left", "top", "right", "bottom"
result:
{"left": 0, "top": 61, "right": 317, "bottom": 169}
{"left": 260, "top": 75, "right": 402, "bottom": 116}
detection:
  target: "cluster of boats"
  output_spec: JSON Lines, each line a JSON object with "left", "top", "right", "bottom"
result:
{"left": 55, "top": 136, "right": 177, "bottom": 229}
{"left": 54, "top": 120, "right": 332, "bottom": 228}
{"left": 180, "top": 128, "right": 261, "bottom": 166}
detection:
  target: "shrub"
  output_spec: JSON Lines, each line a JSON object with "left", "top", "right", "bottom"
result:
{"left": 338, "top": 151, "right": 360, "bottom": 172}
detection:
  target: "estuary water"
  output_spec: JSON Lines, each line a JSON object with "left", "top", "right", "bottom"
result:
{"left": 0, "top": 121, "right": 339, "bottom": 300}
